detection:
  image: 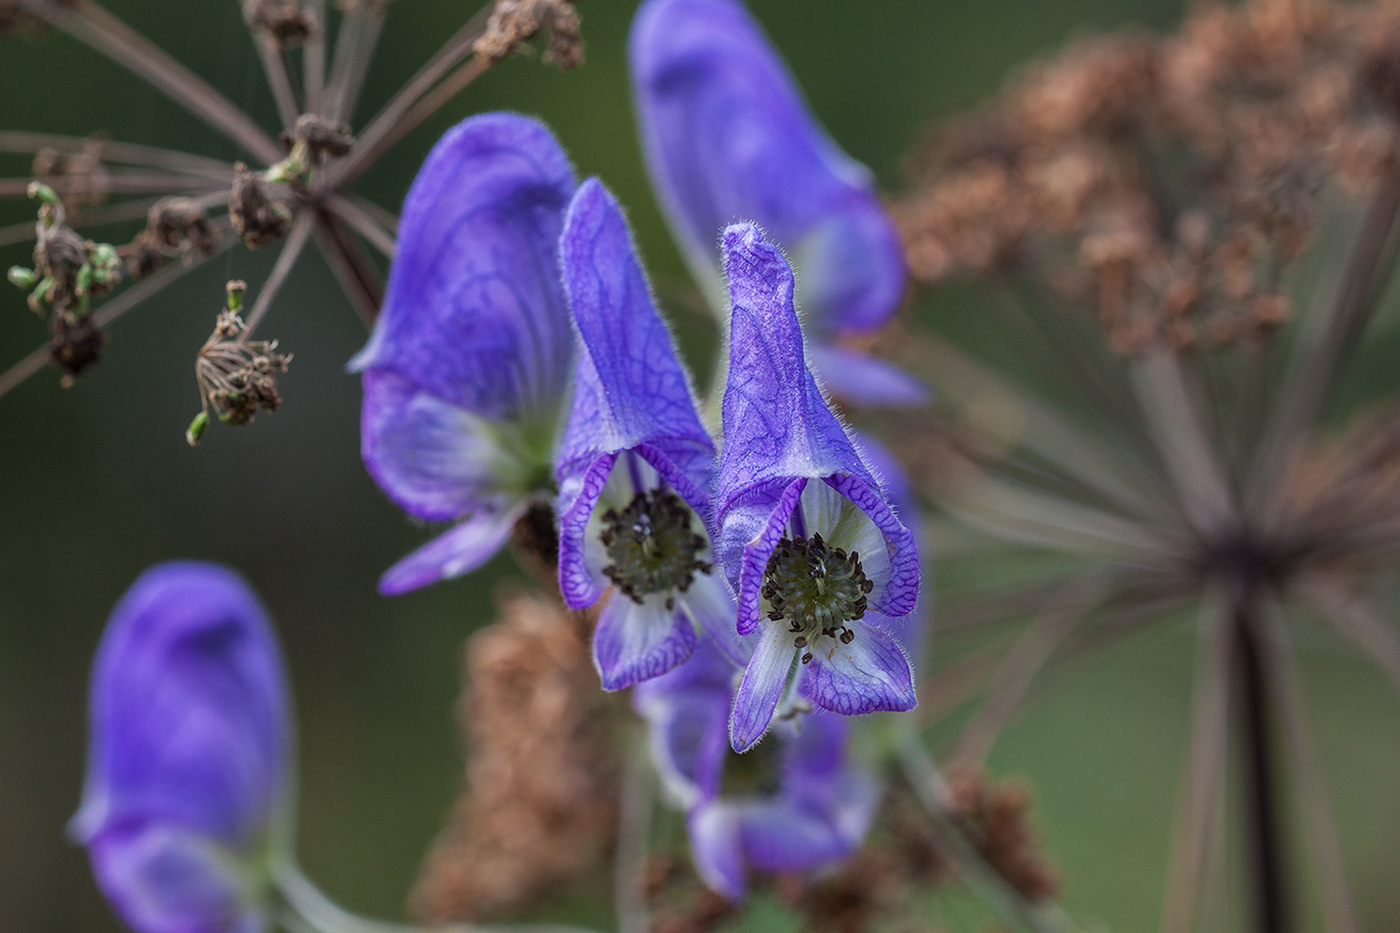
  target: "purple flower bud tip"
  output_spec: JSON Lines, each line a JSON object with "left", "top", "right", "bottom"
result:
{"left": 354, "top": 112, "right": 579, "bottom": 594}
{"left": 717, "top": 225, "right": 918, "bottom": 751}
{"left": 72, "top": 562, "right": 290, "bottom": 933}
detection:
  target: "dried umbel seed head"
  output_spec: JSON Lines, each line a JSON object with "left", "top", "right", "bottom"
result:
{"left": 475, "top": 0, "right": 584, "bottom": 71}
{"left": 947, "top": 766, "right": 1060, "bottom": 903}
{"left": 242, "top": 0, "right": 314, "bottom": 48}
{"left": 600, "top": 488, "right": 712, "bottom": 605}
{"left": 129, "top": 197, "right": 220, "bottom": 277}
{"left": 188, "top": 283, "right": 292, "bottom": 444}
{"left": 229, "top": 165, "right": 292, "bottom": 249}
{"left": 762, "top": 532, "right": 872, "bottom": 663}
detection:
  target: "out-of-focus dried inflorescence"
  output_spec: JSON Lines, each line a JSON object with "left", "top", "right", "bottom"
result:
{"left": 281, "top": 114, "right": 355, "bottom": 166}
{"left": 243, "top": 0, "right": 315, "bottom": 48}
{"left": 947, "top": 767, "right": 1059, "bottom": 903}
{"left": 411, "top": 592, "right": 618, "bottom": 921}
{"left": 0, "top": 0, "right": 69, "bottom": 36}
{"left": 229, "top": 164, "right": 292, "bottom": 249}
{"left": 128, "top": 197, "right": 220, "bottom": 277}
{"left": 896, "top": 0, "right": 1400, "bottom": 354}
{"left": 475, "top": 0, "right": 584, "bottom": 70}
{"left": 32, "top": 141, "right": 111, "bottom": 209}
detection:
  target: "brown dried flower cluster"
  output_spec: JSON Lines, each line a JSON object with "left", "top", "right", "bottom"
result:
{"left": 895, "top": 0, "right": 1400, "bottom": 354}
{"left": 0, "top": 0, "right": 68, "bottom": 36}
{"left": 128, "top": 197, "right": 220, "bottom": 277}
{"left": 475, "top": 0, "right": 584, "bottom": 70}
{"left": 229, "top": 165, "right": 291, "bottom": 249}
{"left": 243, "top": 0, "right": 315, "bottom": 49}
{"left": 32, "top": 141, "right": 111, "bottom": 209}
{"left": 192, "top": 287, "right": 291, "bottom": 430}
{"left": 411, "top": 592, "right": 619, "bottom": 921}
{"left": 947, "top": 767, "right": 1059, "bottom": 903}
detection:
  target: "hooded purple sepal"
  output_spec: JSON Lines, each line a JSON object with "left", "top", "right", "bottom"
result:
{"left": 351, "top": 112, "right": 576, "bottom": 419}
{"left": 71, "top": 562, "right": 290, "bottom": 933}
{"left": 629, "top": 0, "right": 906, "bottom": 339}
{"left": 715, "top": 224, "right": 872, "bottom": 524}
{"left": 556, "top": 178, "right": 715, "bottom": 495}
{"left": 354, "top": 113, "right": 578, "bottom": 593}
{"left": 718, "top": 226, "right": 919, "bottom": 746}
{"left": 555, "top": 179, "right": 731, "bottom": 689}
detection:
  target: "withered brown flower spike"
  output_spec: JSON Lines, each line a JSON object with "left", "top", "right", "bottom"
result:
{"left": 0, "top": 0, "right": 582, "bottom": 399}
{"left": 888, "top": 1, "right": 1400, "bottom": 931}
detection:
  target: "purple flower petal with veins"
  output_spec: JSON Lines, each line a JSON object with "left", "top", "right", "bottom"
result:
{"left": 629, "top": 0, "right": 922, "bottom": 404}
{"left": 717, "top": 224, "right": 918, "bottom": 750}
{"left": 636, "top": 640, "right": 878, "bottom": 902}
{"left": 354, "top": 113, "right": 578, "bottom": 594}
{"left": 556, "top": 178, "right": 740, "bottom": 688}
{"left": 72, "top": 562, "right": 290, "bottom": 933}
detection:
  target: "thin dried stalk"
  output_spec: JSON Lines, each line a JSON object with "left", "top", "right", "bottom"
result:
{"left": 343, "top": 3, "right": 495, "bottom": 179}
{"left": 1161, "top": 596, "right": 1232, "bottom": 933}
{"left": 241, "top": 212, "right": 315, "bottom": 337}
{"left": 1259, "top": 609, "right": 1360, "bottom": 933}
{"left": 952, "top": 575, "right": 1108, "bottom": 763}
{"left": 326, "top": 193, "right": 394, "bottom": 257}
{"left": 19, "top": 0, "right": 282, "bottom": 164}
{"left": 0, "top": 132, "right": 235, "bottom": 178}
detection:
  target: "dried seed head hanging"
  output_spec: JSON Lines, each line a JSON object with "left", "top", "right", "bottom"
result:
{"left": 186, "top": 281, "right": 292, "bottom": 445}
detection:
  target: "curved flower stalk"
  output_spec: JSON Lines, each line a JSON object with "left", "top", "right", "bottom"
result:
{"left": 628, "top": 0, "right": 922, "bottom": 406}
{"left": 353, "top": 113, "right": 578, "bottom": 595}
{"left": 634, "top": 639, "right": 878, "bottom": 902}
{"left": 556, "top": 178, "right": 742, "bottom": 688}
{"left": 717, "top": 224, "right": 918, "bottom": 752}
{"left": 70, "top": 562, "right": 290, "bottom": 933}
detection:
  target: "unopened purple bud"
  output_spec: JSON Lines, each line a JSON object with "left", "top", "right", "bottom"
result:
{"left": 71, "top": 562, "right": 291, "bottom": 933}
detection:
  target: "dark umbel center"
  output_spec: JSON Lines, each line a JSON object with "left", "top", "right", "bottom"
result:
{"left": 601, "top": 489, "right": 712, "bottom": 606}
{"left": 762, "top": 532, "right": 873, "bottom": 664}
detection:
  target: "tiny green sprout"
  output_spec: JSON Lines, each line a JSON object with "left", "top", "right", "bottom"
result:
{"left": 26, "top": 181, "right": 60, "bottom": 206}
{"left": 89, "top": 243, "right": 120, "bottom": 280}
{"left": 7, "top": 266, "right": 36, "bottom": 289}
{"left": 226, "top": 280, "right": 247, "bottom": 314}
{"left": 185, "top": 411, "right": 209, "bottom": 447}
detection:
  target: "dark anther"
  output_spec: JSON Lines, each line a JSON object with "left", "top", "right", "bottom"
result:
{"left": 599, "top": 488, "right": 710, "bottom": 603}
{"left": 762, "top": 532, "right": 873, "bottom": 653}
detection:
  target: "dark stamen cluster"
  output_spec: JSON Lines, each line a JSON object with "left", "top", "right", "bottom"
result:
{"left": 762, "top": 533, "right": 873, "bottom": 664}
{"left": 600, "top": 489, "right": 712, "bottom": 607}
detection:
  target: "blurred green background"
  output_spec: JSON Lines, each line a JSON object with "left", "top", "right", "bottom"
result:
{"left": 2, "top": 1, "right": 1398, "bottom": 930}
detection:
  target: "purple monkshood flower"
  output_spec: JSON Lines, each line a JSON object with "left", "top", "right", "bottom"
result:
{"left": 556, "top": 177, "right": 744, "bottom": 689}
{"left": 634, "top": 640, "right": 878, "bottom": 901}
{"left": 717, "top": 224, "right": 918, "bottom": 752}
{"left": 71, "top": 562, "right": 290, "bottom": 933}
{"left": 352, "top": 112, "right": 578, "bottom": 595}
{"left": 629, "top": 0, "right": 925, "bottom": 407}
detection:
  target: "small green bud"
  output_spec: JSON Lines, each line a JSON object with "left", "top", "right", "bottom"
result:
{"left": 185, "top": 411, "right": 209, "bottom": 447}
{"left": 7, "top": 266, "right": 36, "bottom": 289}
{"left": 226, "top": 280, "right": 247, "bottom": 314}
{"left": 26, "top": 182, "right": 60, "bottom": 205}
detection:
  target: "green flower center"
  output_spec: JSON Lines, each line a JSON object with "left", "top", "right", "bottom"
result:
{"left": 762, "top": 532, "right": 872, "bottom": 664}
{"left": 601, "top": 489, "right": 712, "bottom": 606}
